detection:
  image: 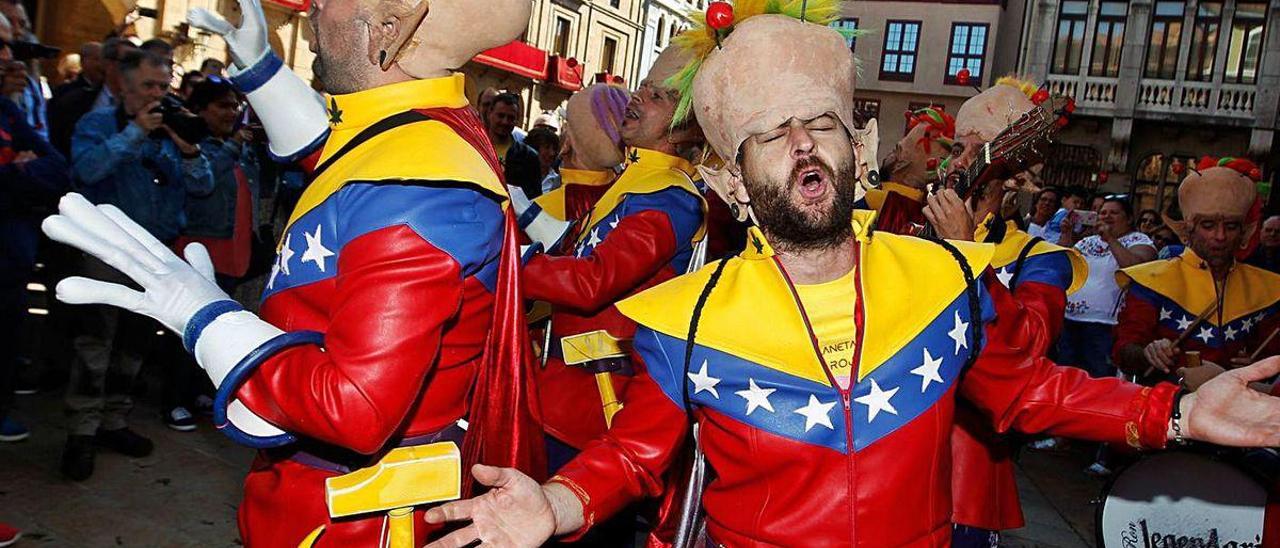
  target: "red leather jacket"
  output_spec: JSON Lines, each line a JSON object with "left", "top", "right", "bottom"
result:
{"left": 230, "top": 76, "right": 542, "bottom": 546}
{"left": 551, "top": 224, "right": 1175, "bottom": 547}
{"left": 524, "top": 148, "right": 705, "bottom": 450}
{"left": 1113, "top": 248, "right": 1280, "bottom": 377}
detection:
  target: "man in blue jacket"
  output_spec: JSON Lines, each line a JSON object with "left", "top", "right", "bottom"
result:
{"left": 62, "top": 49, "right": 213, "bottom": 480}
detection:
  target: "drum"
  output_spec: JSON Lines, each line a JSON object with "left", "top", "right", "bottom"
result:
{"left": 1097, "top": 449, "right": 1274, "bottom": 548}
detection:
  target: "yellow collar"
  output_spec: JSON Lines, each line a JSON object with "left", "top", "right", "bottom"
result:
{"left": 623, "top": 147, "right": 697, "bottom": 175}
{"left": 743, "top": 210, "right": 879, "bottom": 260}
{"left": 326, "top": 74, "right": 470, "bottom": 130}
{"left": 560, "top": 168, "right": 615, "bottom": 187}
{"left": 972, "top": 214, "right": 1017, "bottom": 243}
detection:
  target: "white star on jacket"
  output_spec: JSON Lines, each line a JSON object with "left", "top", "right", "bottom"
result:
{"left": 300, "top": 224, "right": 335, "bottom": 273}
{"left": 1195, "top": 326, "right": 1215, "bottom": 344}
{"left": 687, "top": 360, "right": 721, "bottom": 399}
{"left": 995, "top": 267, "right": 1014, "bottom": 288}
{"left": 736, "top": 378, "right": 776, "bottom": 416}
{"left": 1159, "top": 308, "right": 1173, "bottom": 321}
{"left": 948, "top": 311, "right": 969, "bottom": 355}
{"left": 910, "top": 348, "right": 944, "bottom": 392}
{"left": 609, "top": 217, "right": 620, "bottom": 230}
{"left": 1224, "top": 325, "right": 1239, "bottom": 341}
{"left": 586, "top": 227, "right": 603, "bottom": 248}
{"left": 854, "top": 378, "right": 899, "bottom": 422}
{"left": 795, "top": 394, "right": 837, "bottom": 432}
{"left": 279, "top": 233, "right": 296, "bottom": 276}
{"left": 1242, "top": 317, "right": 1256, "bottom": 332}
{"left": 1175, "top": 316, "right": 1194, "bottom": 331}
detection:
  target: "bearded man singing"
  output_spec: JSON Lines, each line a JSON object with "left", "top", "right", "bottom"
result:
{"left": 416, "top": 5, "right": 1280, "bottom": 547}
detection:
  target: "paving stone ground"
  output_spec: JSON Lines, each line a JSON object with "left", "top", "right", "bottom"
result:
{"left": 2, "top": 385, "right": 1102, "bottom": 547}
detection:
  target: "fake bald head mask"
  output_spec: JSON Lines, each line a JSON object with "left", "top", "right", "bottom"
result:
{"left": 309, "top": 0, "right": 530, "bottom": 94}
{"left": 1169, "top": 158, "right": 1263, "bottom": 267}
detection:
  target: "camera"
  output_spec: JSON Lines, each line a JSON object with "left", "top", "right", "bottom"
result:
{"left": 151, "top": 95, "right": 210, "bottom": 144}
{"left": 9, "top": 40, "right": 60, "bottom": 60}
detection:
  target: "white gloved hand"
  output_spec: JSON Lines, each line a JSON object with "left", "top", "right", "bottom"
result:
{"left": 41, "top": 193, "right": 229, "bottom": 336}
{"left": 188, "top": 0, "right": 270, "bottom": 69}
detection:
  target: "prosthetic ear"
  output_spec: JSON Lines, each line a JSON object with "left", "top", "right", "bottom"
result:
{"left": 852, "top": 118, "right": 881, "bottom": 199}
{"left": 369, "top": 0, "right": 431, "bottom": 71}
{"left": 698, "top": 163, "right": 752, "bottom": 223}
{"left": 1242, "top": 220, "right": 1259, "bottom": 251}
{"left": 1164, "top": 214, "right": 1192, "bottom": 244}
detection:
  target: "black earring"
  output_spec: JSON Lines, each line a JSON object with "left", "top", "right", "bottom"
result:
{"left": 730, "top": 203, "right": 741, "bottom": 219}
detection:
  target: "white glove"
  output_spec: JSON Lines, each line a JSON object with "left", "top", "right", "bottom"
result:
{"left": 187, "top": 0, "right": 270, "bottom": 69}
{"left": 42, "top": 193, "right": 289, "bottom": 439}
{"left": 42, "top": 193, "right": 229, "bottom": 335}
{"left": 509, "top": 185, "right": 572, "bottom": 253}
{"left": 189, "top": 0, "right": 327, "bottom": 161}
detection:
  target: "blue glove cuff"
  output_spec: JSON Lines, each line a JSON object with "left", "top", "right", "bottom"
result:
{"left": 183, "top": 300, "right": 245, "bottom": 354}
{"left": 212, "top": 330, "right": 325, "bottom": 449}
{"left": 230, "top": 52, "right": 284, "bottom": 94}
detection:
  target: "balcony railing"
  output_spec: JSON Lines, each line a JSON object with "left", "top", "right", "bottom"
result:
{"left": 1045, "top": 74, "right": 1256, "bottom": 122}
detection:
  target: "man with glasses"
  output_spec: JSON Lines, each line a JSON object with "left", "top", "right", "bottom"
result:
{"left": 61, "top": 49, "right": 213, "bottom": 480}
{"left": 1138, "top": 208, "right": 1161, "bottom": 236}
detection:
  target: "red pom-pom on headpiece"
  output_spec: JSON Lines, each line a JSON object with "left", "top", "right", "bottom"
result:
{"left": 706, "top": 1, "right": 735, "bottom": 30}
{"left": 1031, "top": 88, "right": 1050, "bottom": 105}
{"left": 1196, "top": 155, "right": 1263, "bottom": 181}
{"left": 956, "top": 68, "right": 971, "bottom": 86}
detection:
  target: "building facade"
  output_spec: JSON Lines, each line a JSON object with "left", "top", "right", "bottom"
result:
{"left": 1017, "top": 0, "right": 1280, "bottom": 211}
{"left": 638, "top": 0, "right": 699, "bottom": 78}
{"left": 839, "top": 0, "right": 1015, "bottom": 155}
{"left": 35, "top": 0, "right": 651, "bottom": 128}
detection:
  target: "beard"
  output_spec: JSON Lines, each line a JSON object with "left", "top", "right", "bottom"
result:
{"left": 744, "top": 155, "right": 859, "bottom": 252}
{"left": 311, "top": 25, "right": 369, "bottom": 95}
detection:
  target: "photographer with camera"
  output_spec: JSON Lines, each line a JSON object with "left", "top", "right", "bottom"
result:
{"left": 0, "top": 0, "right": 56, "bottom": 140}
{"left": 159, "top": 76, "right": 262, "bottom": 431}
{"left": 61, "top": 49, "right": 213, "bottom": 480}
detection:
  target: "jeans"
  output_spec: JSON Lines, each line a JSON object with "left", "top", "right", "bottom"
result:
{"left": 1056, "top": 319, "right": 1116, "bottom": 379}
{"left": 65, "top": 254, "right": 156, "bottom": 435}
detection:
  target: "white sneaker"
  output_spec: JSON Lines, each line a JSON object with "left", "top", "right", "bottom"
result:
{"left": 165, "top": 407, "right": 197, "bottom": 432}
{"left": 1084, "top": 462, "right": 1112, "bottom": 477}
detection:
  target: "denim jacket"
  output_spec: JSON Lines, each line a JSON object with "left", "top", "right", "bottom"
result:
{"left": 183, "top": 136, "right": 261, "bottom": 238}
{"left": 71, "top": 106, "right": 214, "bottom": 242}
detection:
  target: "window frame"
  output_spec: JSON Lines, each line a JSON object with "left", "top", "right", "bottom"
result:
{"left": 601, "top": 36, "right": 619, "bottom": 75}
{"left": 831, "top": 17, "right": 859, "bottom": 52}
{"left": 944, "top": 22, "right": 989, "bottom": 85}
{"left": 880, "top": 19, "right": 922, "bottom": 82}
{"left": 553, "top": 16, "right": 573, "bottom": 58}
{"left": 1145, "top": 0, "right": 1187, "bottom": 80}
{"left": 1224, "top": 2, "right": 1267, "bottom": 84}
{"left": 1051, "top": 0, "right": 1089, "bottom": 74}
{"left": 1184, "top": 1, "right": 1223, "bottom": 81}
{"left": 1089, "top": 1, "right": 1130, "bottom": 77}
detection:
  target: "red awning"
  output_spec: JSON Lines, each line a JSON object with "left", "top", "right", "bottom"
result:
{"left": 265, "top": 0, "right": 311, "bottom": 11}
{"left": 475, "top": 41, "right": 549, "bottom": 81}
{"left": 549, "top": 56, "right": 584, "bottom": 92}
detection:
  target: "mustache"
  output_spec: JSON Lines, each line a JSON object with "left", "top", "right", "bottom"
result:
{"left": 788, "top": 156, "right": 833, "bottom": 186}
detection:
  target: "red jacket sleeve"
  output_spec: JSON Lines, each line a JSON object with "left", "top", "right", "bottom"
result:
{"left": 524, "top": 209, "right": 680, "bottom": 315}
{"left": 1012, "top": 280, "right": 1067, "bottom": 353}
{"left": 550, "top": 331, "right": 691, "bottom": 537}
{"left": 237, "top": 225, "right": 465, "bottom": 455}
{"left": 961, "top": 272, "right": 1177, "bottom": 451}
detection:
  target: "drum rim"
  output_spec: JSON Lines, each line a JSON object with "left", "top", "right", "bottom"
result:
{"left": 1093, "top": 445, "right": 1271, "bottom": 548}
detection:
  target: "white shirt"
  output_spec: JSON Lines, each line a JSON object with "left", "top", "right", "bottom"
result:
{"left": 1066, "top": 231, "right": 1154, "bottom": 324}
{"left": 1027, "top": 222, "right": 1047, "bottom": 239}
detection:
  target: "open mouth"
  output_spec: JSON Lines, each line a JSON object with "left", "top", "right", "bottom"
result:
{"left": 796, "top": 168, "right": 829, "bottom": 200}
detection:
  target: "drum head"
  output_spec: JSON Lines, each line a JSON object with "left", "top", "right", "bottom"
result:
{"left": 1097, "top": 451, "right": 1266, "bottom": 548}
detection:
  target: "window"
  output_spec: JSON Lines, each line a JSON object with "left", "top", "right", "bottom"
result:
{"left": 1225, "top": 2, "right": 1266, "bottom": 83}
{"left": 1185, "top": 2, "right": 1222, "bottom": 81}
{"left": 1090, "top": 1, "right": 1129, "bottom": 77}
{"left": 945, "top": 23, "right": 988, "bottom": 84}
{"left": 657, "top": 16, "right": 667, "bottom": 48}
{"left": 852, "top": 98, "right": 881, "bottom": 122}
{"left": 553, "top": 17, "right": 572, "bottom": 57}
{"left": 830, "top": 18, "right": 858, "bottom": 52}
{"left": 601, "top": 36, "right": 618, "bottom": 74}
{"left": 1145, "top": 1, "right": 1186, "bottom": 79}
{"left": 1051, "top": 0, "right": 1088, "bottom": 74}
{"left": 881, "top": 20, "right": 921, "bottom": 81}
{"left": 610, "top": 0, "right": 620, "bottom": 8}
